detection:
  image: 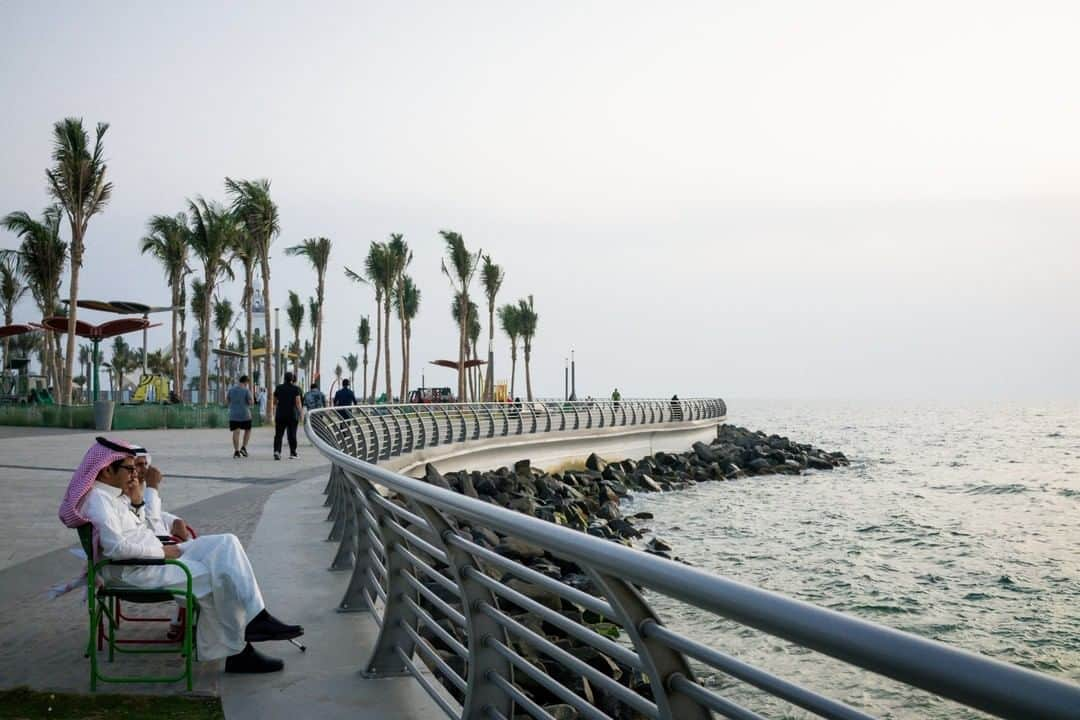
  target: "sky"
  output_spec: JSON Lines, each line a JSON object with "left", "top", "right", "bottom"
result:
{"left": 1, "top": 1, "right": 1078, "bottom": 401}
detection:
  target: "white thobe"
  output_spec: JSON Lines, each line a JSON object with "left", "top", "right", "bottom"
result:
{"left": 79, "top": 482, "right": 265, "bottom": 660}
{"left": 141, "top": 486, "right": 180, "bottom": 537}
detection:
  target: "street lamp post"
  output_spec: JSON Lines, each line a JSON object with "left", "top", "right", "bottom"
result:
{"left": 571, "top": 349, "right": 576, "bottom": 399}
{"left": 564, "top": 357, "right": 569, "bottom": 401}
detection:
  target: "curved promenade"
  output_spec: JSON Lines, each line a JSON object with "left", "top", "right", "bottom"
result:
{"left": 306, "top": 399, "right": 1080, "bottom": 720}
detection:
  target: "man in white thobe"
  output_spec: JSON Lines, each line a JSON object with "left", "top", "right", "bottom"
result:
{"left": 65, "top": 437, "right": 302, "bottom": 673}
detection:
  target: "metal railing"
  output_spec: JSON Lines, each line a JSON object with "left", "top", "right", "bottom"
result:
{"left": 305, "top": 400, "right": 1080, "bottom": 720}
{"left": 306, "top": 398, "right": 724, "bottom": 465}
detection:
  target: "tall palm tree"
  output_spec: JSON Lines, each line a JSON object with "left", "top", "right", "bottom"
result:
{"left": 190, "top": 279, "right": 208, "bottom": 374}
{"left": 357, "top": 317, "right": 371, "bottom": 403}
{"left": 226, "top": 178, "right": 279, "bottom": 418}
{"left": 307, "top": 296, "right": 319, "bottom": 384}
{"left": 480, "top": 255, "right": 504, "bottom": 402}
{"left": 345, "top": 242, "right": 392, "bottom": 403}
{"left": 468, "top": 303, "right": 482, "bottom": 401}
{"left": 386, "top": 235, "right": 412, "bottom": 402}
{"left": 439, "top": 231, "right": 482, "bottom": 402}
{"left": 334, "top": 363, "right": 344, "bottom": 390}
{"left": 451, "top": 294, "right": 480, "bottom": 401}
{"left": 393, "top": 276, "right": 420, "bottom": 402}
{"left": 285, "top": 237, "right": 331, "bottom": 384}
{"left": 517, "top": 296, "right": 538, "bottom": 401}
{"left": 140, "top": 213, "right": 191, "bottom": 396}
{"left": 498, "top": 303, "right": 522, "bottom": 399}
{"left": 2, "top": 205, "right": 67, "bottom": 390}
{"left": 0, "top": 256, "right": 28, "bottom": 370}
{"left": 213, "top": 297, "right": 234, "bottom": 402}
{"left": 46, "top": 118, "right": 112, "bottom": 405}
{"left": 229, "top": 225, "right": 260, "bottom": 385}
{"left": 111, "top": 336, "right": 135, "bottom": 397}
{"left": 186, "top": 197, "right": 236, "bottom": 404}
{"left": 343, "top": 352, "right": 359, "bottom": 387}
{"left": 286, "top": 290, "right": 304, "bottom": 377}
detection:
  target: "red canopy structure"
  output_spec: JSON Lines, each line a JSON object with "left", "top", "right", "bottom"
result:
{"left": 37, "top": 316, "right": 156, "bottom": 401}
{"left": 0, "top": 323, "right": 37, "bottom": 339}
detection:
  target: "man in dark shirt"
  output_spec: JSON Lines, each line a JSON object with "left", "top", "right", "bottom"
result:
{"left": 333, "top": 379, "right": 357, "bottom": 407}
{"left": 272, "top": 372, "right": 302, "bottom": 460}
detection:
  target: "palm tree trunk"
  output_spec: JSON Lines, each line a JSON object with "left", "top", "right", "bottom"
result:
{"left": 292, "top": 330, "right": 300, "bottom": 376}
{"left": 472, "top": 342, "right": 480, "bottom": 401}
{"left": 260, "top": 261, "right": 273, "bottom": 420}
{"left": 170, "top": 290, "right": 180, "bottom": 398}
{"left": 244, "top": 266, "right": 254, "bottom": 388}
{"left": 370, "top": 297, "right": 381, "bottom": 403}
{"left": 404, "top": 323, "right": 411, "bottom": 402}
{"left": 383, "top": 297, "right": 392, "bottom": 402}
{"left": 458, "top": 301, "right": 467, "bottom": 402}
{"left": 509, "top": 341, "right": 518, "bottom": 399}
{"left": 63, "top": 233, "right": 81, "bottom": 405}
{"left": 362, "top": 350, "right": 368, "bottom": 404}
{"left": 524, "top": 340, "right": 533, "bottom": 401}
{"left": 200, "top": 274, "right": 212, "bottom": 404}
{"left": 487, "top": 304, "right": 495, "bottom": 402}
{"left": 315, "top": 272, "right": 325, "bottom": 386}
{"left": 399, "top": 308, "right": 408, "bottom": 402}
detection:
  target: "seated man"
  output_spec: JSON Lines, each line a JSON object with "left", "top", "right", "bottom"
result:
{"left": 131, "top": 450, "right": 188, "bottom": 540}
{"left": 59, "top": 437, "right": 303, "bottom": 673}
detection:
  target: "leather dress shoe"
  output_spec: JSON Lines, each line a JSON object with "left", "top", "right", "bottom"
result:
{"left": 245, "top": 612, "right": 304, "bottom": 642}
{"left": 225, "top": 643, "right": 284, "bottom": 673}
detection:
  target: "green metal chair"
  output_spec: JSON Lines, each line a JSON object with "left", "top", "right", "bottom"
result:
{"left": 77, "top": 524, "right": 198, "bottom": 691}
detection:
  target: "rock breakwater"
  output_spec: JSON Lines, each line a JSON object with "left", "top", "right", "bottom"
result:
{"left": 405, "top": 424, "right": 847, "bottom": 716}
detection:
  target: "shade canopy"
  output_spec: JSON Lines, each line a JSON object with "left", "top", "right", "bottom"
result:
{"left": 251, "top": 347, "right": 299, "bottom": 359}
{"left": 430, "top": 358, "right": 487, "bottom": 369}
{"left": 62, "top": 299, "right": 173, "bottom": 315}
{"left": 0, "top": 323, "right": 38, "bottom": 339}
{"left": 39, "top": 316, "right": 153, "bottom": 340}
{"left": 212, "top": 347, "right": 245, "bottom": 358}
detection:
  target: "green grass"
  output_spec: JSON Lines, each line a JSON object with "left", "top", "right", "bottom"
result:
{"left": 0, "top": 687, "right": 223, "bottom": 720}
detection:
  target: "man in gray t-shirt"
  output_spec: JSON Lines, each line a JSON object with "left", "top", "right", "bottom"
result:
{"left": 226, "top": 375, "right": 254, "bottom": 459}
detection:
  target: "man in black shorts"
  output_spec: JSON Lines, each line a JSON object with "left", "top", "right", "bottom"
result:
{"left": 227, "top": 375, "right": 254, "bottom": 458}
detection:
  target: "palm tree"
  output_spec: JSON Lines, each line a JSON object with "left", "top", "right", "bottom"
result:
{"left": 439, "top": 231, "right": 482, "bottom": 402}
{"left": 286, "top": 290, "right": 304, "bottom": 377}
{"left": 345, "top": 242, "right": 392, "bottom": 403}
{"left": 393, "top": 276, "right": 420, "bottom": 402}
{"left": 186, "top": 197, "right": 236, "bottom": 404}
{"left": 213, "top": 297, "right": 235, "bottom": 402}
{"left": 46, "top": 118, "right": 112, "bottom": 404}
{"left": 468, "top": 303, "right": 482, "bottom": 401}
{"left": 229, "top": 225, "right": 260, "bottom": 386}
{"left": 2, "top": 205, "right": 67, "bottom": 390}
{"left": 357, "top": 317, "right": 371, "bottom": 402}
{"left": 333, "top": 363, "right": 343, "bottom": 391}
{"left": 226, "top": 178, "right": 279, "bottom": 419}
{"left": 451, "top": 294, "right": 481, "bottom": 401}
{"left": 301, "top": 340, "right": 314, "bottom": 386}
{"left": 480, "top": 255, "right": 504, "bottom": 402}
{"left": 285, "top": 237, "right": 332, "bottom": 384}
{"left": 140, "top": 213, "right": 191, "bottom": 397}
{"left": 0, "top": 256, "right": 28, "bottom": 370}
{"left": 386, "top": 235, "right": 412, "bottom": 402}
{"left": 517, "top": 296, "right": 538, "bottom": 401}
{"left": 343, "top": 352, "right": 359, "bottom": 387}
{"left": 307, "top": 296, "right": 319, "bottom": 384}
{"left": 111, "top": 336, "right": 135, "bottom": 397}
{"left": 78, "top": 344, "right": 91, "bottom": 400}
{"left": 190, "top": 279, "right": 208, "bottom": 372}
{"left": 498, "top": 303, "right": 522, "bottom": 399}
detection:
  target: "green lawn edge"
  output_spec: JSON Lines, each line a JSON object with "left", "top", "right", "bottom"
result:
{"left": 0, "top": 687, "right": 224, "bottom": 719}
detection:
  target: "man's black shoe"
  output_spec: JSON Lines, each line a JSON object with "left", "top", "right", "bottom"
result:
{"left": 245, "top": 611, "right": 304, "bottom": 642}
{"left": 225, "top": 643, "right": 284, "bottom": 673}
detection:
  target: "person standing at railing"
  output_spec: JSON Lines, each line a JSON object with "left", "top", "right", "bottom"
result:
{"left": 272, "top": 372, "right": 303, "bottom": 461}
{"left": 611, "top": 387, "right": 621, "bottom": 406}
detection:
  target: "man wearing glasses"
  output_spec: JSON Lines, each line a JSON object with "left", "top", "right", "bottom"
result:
{"left": 61, "top": 437, "right": 304, "bottom": 674}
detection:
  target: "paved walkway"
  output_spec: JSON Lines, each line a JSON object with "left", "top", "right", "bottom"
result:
{"left": 0, "top": 425, "right": 437, "bottom": 717}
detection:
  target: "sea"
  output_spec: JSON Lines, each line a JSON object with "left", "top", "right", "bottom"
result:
{"left": 624, "top": 399, "right": 1080, "bottom": 719}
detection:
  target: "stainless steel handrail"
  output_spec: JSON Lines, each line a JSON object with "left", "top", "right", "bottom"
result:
{"left": 306, "top": 400, "right": 1080, "bottom": 720}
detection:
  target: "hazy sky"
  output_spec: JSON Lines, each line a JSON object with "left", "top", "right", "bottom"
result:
{"left": 2, "top": 1, "right": 1078, "bottom": 400}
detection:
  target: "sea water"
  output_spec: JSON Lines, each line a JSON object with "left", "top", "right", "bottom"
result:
{"left": 626, "top": 399, "right": 1080, "bottom": 718}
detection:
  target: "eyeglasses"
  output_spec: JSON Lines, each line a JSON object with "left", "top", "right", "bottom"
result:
{"left": 116, "top": 464, "right": 136, "bottom": 474}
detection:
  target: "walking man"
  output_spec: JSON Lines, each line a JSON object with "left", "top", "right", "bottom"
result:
{"left": 303, "top": 382, "right": 326, "bottom": 411}
{"left": 227, "top": 375, "right": 254, "bottom": 459}
{"left": 332, "top": 379, "right": 357, "bottom": 407}
{"left": 273, "top": 372, "right": 303, "bottom": 460}
{"left": 611, "top": 387, "right": 621, "bottom": 406}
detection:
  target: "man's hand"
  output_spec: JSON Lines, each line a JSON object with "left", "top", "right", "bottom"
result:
{"left": 163, "top": 544, "right": 183, "bottom": 559}
{"left": 170, "top": 518, "right": 191, "bottom": 541}
{"left": 145, "top": 466, "right": 163, "bottom": 490}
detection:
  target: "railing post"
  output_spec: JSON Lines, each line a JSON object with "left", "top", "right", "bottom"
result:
{"left": 409, "top": 503, "right": 513, "bottom": 720}
{"left": 362, "top": 498, "right": 417, "bottom": 678}
{"left": 330, "top": 483, "right": 357, "bottom": 571}
{"left": 587, "top": 570, "right": 711, "bottom": 720}
{"left": 336, "top": 470, "right": 380, "bottom": 613}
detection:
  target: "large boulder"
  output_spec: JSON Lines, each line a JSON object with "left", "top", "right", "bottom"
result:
{"left": 692, "top": 441, "right": 717, "bottom": 463}
{"left": 585, "top": 453, "right": 607, "bottom": 472}
{"left": 424, "top": 463, "right": 452, "bottom": 490}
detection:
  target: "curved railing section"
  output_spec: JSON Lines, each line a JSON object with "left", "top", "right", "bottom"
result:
{"left": 305, "top": 400, "right": 1080, "bottom": 720}
{"left": 306, "top": 398, "right": 725, "bottom": 465}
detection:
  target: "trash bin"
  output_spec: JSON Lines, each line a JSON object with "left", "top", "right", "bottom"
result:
{"left": 93, "top": 400, "right": 114, "bottom": 431}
